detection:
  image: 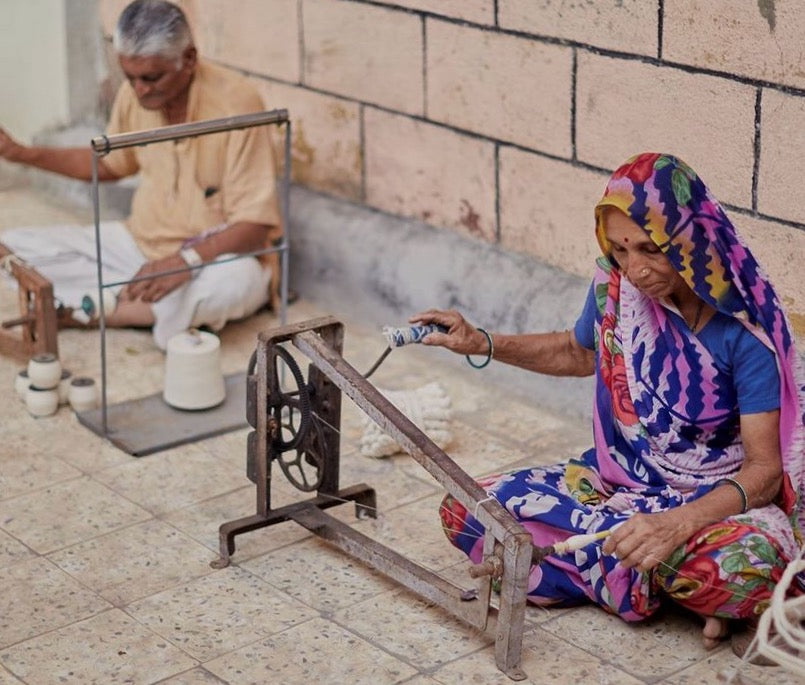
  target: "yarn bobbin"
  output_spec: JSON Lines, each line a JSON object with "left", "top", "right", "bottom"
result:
{"left": 163, "top": 329, "right": 226, "bottom": 411}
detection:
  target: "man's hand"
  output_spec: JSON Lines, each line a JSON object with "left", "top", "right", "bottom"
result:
{"left": 602, "top": 510, "right": 690, "bottom": 573}
{"left": 0, "top": 127, "right": 25, "bottom": 162}
{"left": 122, "top": 254, "right": 192, "bottom": 303}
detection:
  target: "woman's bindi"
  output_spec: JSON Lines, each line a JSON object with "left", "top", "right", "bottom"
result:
{"left": 623, "top": 237, "right": 629, "bottom": 243}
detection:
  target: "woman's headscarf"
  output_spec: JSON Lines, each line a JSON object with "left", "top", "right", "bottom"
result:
{"left": 591, "top": 152, "right": 804, "bottom": 528}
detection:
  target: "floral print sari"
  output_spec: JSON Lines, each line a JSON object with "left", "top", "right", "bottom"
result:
{"left": 441, "top": 153, "right": 805, "bottom": 621}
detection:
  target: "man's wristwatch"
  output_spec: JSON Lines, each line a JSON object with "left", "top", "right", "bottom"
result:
{"left": 179, "top": 247, "right": 203, "bottom": 277}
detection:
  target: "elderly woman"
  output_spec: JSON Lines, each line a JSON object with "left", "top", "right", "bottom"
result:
{"left": 413, "top": 153, "right": 805, "bottom": 655}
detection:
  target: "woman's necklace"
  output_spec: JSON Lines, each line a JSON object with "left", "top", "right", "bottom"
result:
{"left": 690, "top": 298, "right": 705, "bottom": 333}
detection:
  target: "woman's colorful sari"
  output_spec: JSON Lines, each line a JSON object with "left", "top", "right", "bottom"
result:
{"left": 441, "top": 153, "right": 805, "bottom": 621}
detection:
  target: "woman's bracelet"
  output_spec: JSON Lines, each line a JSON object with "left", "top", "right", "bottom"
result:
{"left": 715, "top": 477, "right": 748, "bottom": 514}
{"left": 466, "top": 327, "right": 494, "bottom": 369}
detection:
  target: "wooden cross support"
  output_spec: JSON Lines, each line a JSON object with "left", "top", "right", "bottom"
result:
{"left": 0, "top": 242, "right": 58, "bottom": 362}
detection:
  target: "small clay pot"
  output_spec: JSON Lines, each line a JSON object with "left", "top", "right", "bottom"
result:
{"left": 68, "top": 377, "right": 98, "bottom": 412}
{"left": 25, "top": 385, "right": 59, "bottom": 418}
{"left": 27, "top": 353, "right": 61, "bottom": 390}
{"left": 14, "top": 369, "right": 30, "bottom": 400}
{"left": 57, "top": 369, "right": 73, "bottom": 404}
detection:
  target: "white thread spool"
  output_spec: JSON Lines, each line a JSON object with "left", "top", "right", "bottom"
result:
{"left": 163, "top": 329, "right": 225, "bottom": 410}
{"left": 57, "top": 369, "right": 72, "bottom": 404}
{"left": 68, "top": 377, "right": 98, "bottom": 412}
{"left": 27, "top": 353, "right": 61, "bottom": 389}
{"left": 14, "top": 369, "right": 30, "bottom": 400}
{"left": 25, "top": 385, "right": 59, "bottom": 417}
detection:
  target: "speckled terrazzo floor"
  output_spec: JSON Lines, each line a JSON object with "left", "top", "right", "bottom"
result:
{"left": 0, "top": 179, "right": 797, "bottom": 684}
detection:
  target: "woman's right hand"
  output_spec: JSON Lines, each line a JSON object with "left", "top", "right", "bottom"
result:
{"left": 409, "top": 308, "right": 490, "bottom": 356}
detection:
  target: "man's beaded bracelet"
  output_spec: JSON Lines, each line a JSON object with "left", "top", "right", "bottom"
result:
{"left": 715, "top": 477, "right": 748, "bottom": 514}
{"left": 466, "top": 327, "right": 494, "bottom": 369}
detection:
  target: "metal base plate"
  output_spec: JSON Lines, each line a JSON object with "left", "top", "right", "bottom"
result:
{"left": 77, "top": 372, "right": 247, "bottom": 456}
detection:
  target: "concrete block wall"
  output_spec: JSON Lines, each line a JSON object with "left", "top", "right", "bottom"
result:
{"left": 97, "top": 0, "right": 805, "bottom": 337}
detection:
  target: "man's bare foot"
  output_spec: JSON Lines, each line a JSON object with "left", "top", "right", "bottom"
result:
{"left": 703, "top": 616, "right": 730, "bottom": 649}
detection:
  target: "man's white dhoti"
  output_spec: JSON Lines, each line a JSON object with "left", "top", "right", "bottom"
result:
{"left": 2, "top": 221, "right": 271, "bottom": 349}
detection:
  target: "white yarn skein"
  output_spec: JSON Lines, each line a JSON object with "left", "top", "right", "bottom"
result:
{"left": 359, "top": 382, "right": 453, "bottom": 458}
{"left": 725, "top": 545, "right": 805, "bottom": 682}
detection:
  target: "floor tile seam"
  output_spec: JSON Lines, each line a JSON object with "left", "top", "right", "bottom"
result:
{"left": 523, "top": 622, "right": 659, "bottom": 683}
{"left": 0, "top": 530, "right": 38, "bottom": 568}
{"left": 402, "top": 622, "right": 547, "bottom": 684}
{"left": 188, "top": 614, "right": 347, "bottom": 672}
{"left": 534, "top": 615, "right": 718, "bottom": 684}
{"left": 650, "top": 648, "right": 766, "bottom": 685}
{"left": 41, "top": 513, "right": 215, "bottom": 573}
{"left": 0, "top": 605, "right": 125, "bottom": 656}
{"left": 116, "top": 595, "right": 312, "bottom": 666}
{"left": 243, "top": 558, "right": 403, "bottom": 616}
{"left": 149, "top": 483, "right": 255, "bottom": 524}
{"left": 323, "top": 611, "right": 436, "bottom": 679}
{"left": 0, "top": 466, "right": 87, "bottom": 504}
{"left": 0, "top": 471, "right": 149, "bottom": 513}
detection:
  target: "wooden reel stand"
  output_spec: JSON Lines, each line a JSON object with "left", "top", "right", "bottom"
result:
{"left": 0, "top": 242, "right": 58, "bottom": 362}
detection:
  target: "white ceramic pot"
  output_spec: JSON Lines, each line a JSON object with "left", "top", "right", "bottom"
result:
{"left": 25, "top": 385, "right": 59, "bottom": 418}
{"left": 27, "top": 353, "right": 62, "bottom": 390}
{"left": 68, "top": 377, "right": 98, "bottom": 412}
{"left": 14, "top": 369, "right": 30, "bottom": 400}
{"left": 57, "top": 369, "right": 73, "bottom": 404}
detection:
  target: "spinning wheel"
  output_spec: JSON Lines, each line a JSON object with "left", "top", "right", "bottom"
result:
{"left": 265, "top": 344, "right": 325, "bottom": 492}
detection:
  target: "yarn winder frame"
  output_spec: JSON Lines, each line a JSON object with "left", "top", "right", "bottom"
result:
{"left": 214, "top": 316, "right": 533, "bottom": 681}
{"left": 0, "top": 242, "right": 59, "bottom": 362}
{"left": 77, "top": 110, "right": 291, "bottom": 454}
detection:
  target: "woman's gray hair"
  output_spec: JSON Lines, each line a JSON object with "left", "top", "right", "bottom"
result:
{"left": 113, "top": 0, "right": 193, "bottom": 64}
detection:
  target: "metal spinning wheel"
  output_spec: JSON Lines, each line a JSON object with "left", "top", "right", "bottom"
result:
{"left": 246, "top": 344, "right": 326, "bottom": 492}
{"left": 216, "top": 318, "right": 529, "bottom": 681}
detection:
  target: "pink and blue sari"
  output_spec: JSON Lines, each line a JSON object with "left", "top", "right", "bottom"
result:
{"left": 441, "top": 153, "right": 805, "bottom": 621}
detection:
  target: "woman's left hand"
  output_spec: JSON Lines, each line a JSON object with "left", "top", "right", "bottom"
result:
{"left": 602, "top": 510, "right": 690, "bottom": 573}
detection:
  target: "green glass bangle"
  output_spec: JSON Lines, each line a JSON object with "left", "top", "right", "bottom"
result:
{"left": 466, "top": 327, "right": 494, "bottom": 369}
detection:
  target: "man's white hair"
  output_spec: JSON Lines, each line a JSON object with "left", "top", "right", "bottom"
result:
{"left": 113, "top": 0, "right": 193, "bottom": 64}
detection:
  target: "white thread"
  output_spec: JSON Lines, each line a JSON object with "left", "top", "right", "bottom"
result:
{"left": 726, "top": 545, "right": 805, "bottom": 680}
{"left": 473, "top": 494, "right": 496, "bottom": 520}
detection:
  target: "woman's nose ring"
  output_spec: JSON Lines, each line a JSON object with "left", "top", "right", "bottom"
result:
{"left": 640, "top": 267, "right": 650, "bottom": 277}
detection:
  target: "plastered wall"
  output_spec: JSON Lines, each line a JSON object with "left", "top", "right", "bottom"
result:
{"left": 99, "top": 0, "right": 805, "bottom": 334}
{"left": 1, "top": 1, "right": 71, "bottom": 142}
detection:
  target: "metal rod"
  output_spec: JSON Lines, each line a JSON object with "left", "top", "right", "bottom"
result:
{"left": 90, "top": 109, "right": 289, "bottom": 153}
{"left": 291, "top": 507, "right": 490, "bottom": 630}
{"left": 88, "top": 109, "right": 291, "bottom": 443}
{"left": 292, "top": 329, "right": 525, "bottom": 543}
{"left": 280, "top": 120, "right": 291, "bottom": 327}
{"left": 101, "top": 243, "right": 285, "bottom": 290}
{"left": 90, "top": 151, "right": 109, "bottom": 435}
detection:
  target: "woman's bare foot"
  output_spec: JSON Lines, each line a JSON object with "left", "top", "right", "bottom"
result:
{"left": 731, "top": 621, "right": 777, "bottom": 666}
{"left": 703, "top": 616, "right": 730, "bottom": 649}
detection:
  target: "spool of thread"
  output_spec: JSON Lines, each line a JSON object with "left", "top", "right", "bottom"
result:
{"left": 68, "top": 377, "right": 98, "bottom": 412}
{"left": 27, "top": 353, "right": 62, "bottom": 389}
{"left": 57, "top": 369, "right": 73, "bottom": 404}
{"left": 14, "top": 369, "right": 30, "bottom": 400}
{"left": 382, "top": 324, "right": 448, "bottom": 348}
{"left": 163, "top": 329, "right": 225, "bottom": 410}
{"left": 26, "top": 385, "right": 59, "bottom": 418}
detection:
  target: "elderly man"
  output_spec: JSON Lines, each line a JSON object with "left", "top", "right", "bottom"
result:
{"left": 0, "top": 0, "right": 281, "bottom": 349}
